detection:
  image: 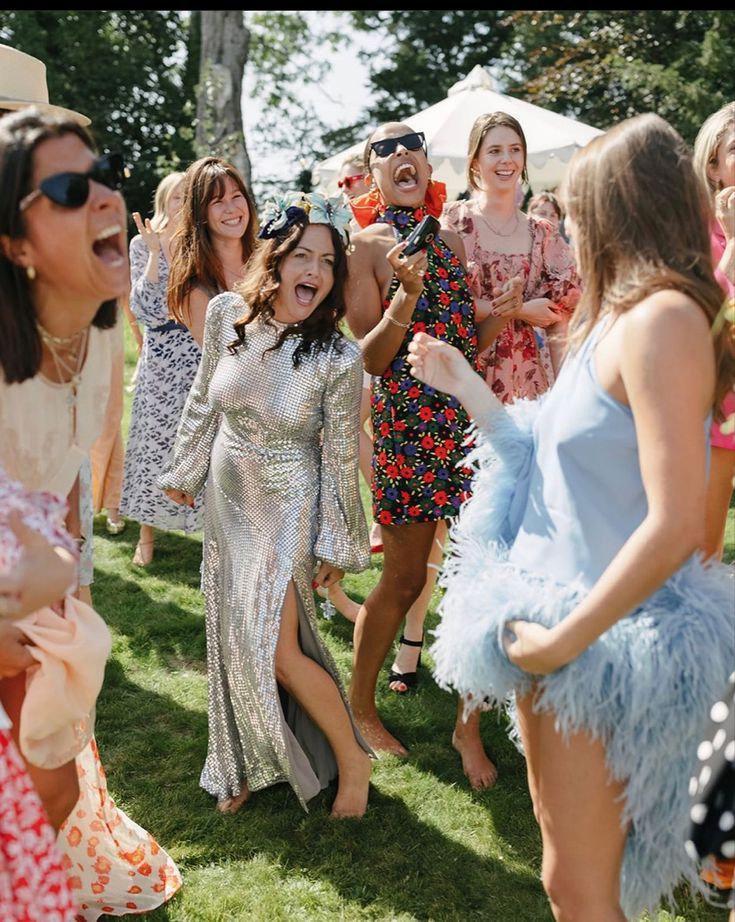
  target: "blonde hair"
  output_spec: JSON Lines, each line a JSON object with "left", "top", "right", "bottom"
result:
{"left": 466, "top": 111, "right": 528, "bottom": 192}
{"left": 149, "top": 171, "right": 185, "bottom": 233}
{"left": 562, "top": 113, "right": 733, "bottom": 414}
{"left": 693, "top": 102, "right": 735, "bottom": 204}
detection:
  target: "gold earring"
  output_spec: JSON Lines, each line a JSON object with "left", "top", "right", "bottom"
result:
{"left": 26, "top": 266, "right": 36, "bottom": 281}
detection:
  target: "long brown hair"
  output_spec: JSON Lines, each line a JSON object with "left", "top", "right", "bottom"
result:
{"left": 168, "top": 156, "right": 257, "bottom": 324}
{"left": 0, "top": 109, "right": 117, "bottom": 384}
{"left": 562, "top": 113, "right": 734, "bottom": 414}
{"left": 466, "top": 111, "right": 529, "bottom": 192}
{"left": 228, "top": 220, "right": 348, "bottom": 368}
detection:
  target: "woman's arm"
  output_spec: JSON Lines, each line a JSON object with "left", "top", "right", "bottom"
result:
{"left": 506, "top": 292, "right": 715, "bottom": 673}
{"left": 181, "top": 286, "right": 209, "bottom": 348}
{"left": 159, "top": 294, "right": 228, "bottom": 498}
{"left": 345, "top": 229, "right": 428, "bottom": 376}
{"left": 128, "top": 234, "right": 169, "bottom": 328}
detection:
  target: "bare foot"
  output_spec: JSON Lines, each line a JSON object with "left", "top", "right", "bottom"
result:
{"left": 316, "top": 584, "right": 359, "bottom": 624}
{"left": 452, "top": 730, "right": 497, "bottom": 791}
{"left": 216, "top": 785, "right": 251, "bottom": 814}
{"left": 354, "top": 713, "right": 408, "bottom": 758}
{"left": 331, "top": 751, "right": 372, "bottom": 818}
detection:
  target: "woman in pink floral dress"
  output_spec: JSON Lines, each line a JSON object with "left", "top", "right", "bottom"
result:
{"left": 442, "top": 112, "right": 580, "bottom": 402}
{"left": 440, "top": 112, "right": 580, "bottom": 787}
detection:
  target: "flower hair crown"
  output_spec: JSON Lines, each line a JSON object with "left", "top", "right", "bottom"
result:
{"left": 258, "top": 191, "right": 352, "bottom": 244}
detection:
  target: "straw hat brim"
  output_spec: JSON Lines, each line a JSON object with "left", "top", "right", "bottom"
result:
{"left": 0, "top": 99, "right": 91, "bottom": 127}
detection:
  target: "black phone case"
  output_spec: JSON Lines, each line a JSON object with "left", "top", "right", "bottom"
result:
{"left": 402, "top": 215, "right": 440, "bottom": 256}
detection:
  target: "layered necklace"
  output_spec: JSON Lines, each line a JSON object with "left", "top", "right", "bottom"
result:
{"left": 476, "top": 207, "right": 520, "bottom": 238}
{"left": 37, "top": 321, "right": 89, "bottom": 444}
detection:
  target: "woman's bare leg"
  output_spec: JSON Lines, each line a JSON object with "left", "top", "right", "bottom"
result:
{"left": 0, "top": 674, "right": 79, "bottom": 830}
{"left": 704, "top": 445, "right": 735, "bottom": 560}
{"left": 277, "top": 582, "right": 371, "bottom": 817}
{"left": 524, "top": 709, "right": 629, "bottom": 922}
{"left": 388, "top": 520, "right": 447, "bottom": 691}
{"left": 350, "top": 521, "right": 439, "bottom": 755}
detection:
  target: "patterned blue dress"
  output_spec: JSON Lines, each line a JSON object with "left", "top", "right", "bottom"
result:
{"left": 432, "top": 320, "right": 735, "bottom": 918}
{"left": 120, "top": 235, "right": 204, "bottom": 531}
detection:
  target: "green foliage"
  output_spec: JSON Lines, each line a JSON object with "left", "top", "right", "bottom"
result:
{"left": 502, "top": 10, "right": 735, "bottom": 143}
{"left": 348, "top": 11, "right": 513, "bottom": 125}
{"left": 0, "top": 11, "right": 197, "bottom": 217}
{"left": 245, "top": 12, "right": 345, "bottom": 201}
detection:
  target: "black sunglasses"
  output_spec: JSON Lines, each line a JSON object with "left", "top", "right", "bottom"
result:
{"left": 19, "top": 153, "right": 128, "bottom": 212}
{"left": 369, "top": 131, "right": 427, "bottom": 159}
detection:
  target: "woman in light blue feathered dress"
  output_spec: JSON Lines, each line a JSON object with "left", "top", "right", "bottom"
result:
{"left": 407, "top": 113, "right": 735, "bottom": 921}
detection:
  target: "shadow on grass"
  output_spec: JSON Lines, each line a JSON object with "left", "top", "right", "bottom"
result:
{"left": 94, "top": 649, "right": 551, "bottom": 922}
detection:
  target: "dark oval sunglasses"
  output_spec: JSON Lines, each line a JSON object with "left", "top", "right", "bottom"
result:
{"left": 369, "top": 131, "right": 426, "bottom": 159}
{"left": 19, "top": 153, "right": 128, "bottom": 212}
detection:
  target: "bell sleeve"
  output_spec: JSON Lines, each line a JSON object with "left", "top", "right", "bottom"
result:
{"left": 158, "top": 294, "right": 228, "bottom": 497}
{"left": 313, "top": 341, "right": 370, "bottom": 573}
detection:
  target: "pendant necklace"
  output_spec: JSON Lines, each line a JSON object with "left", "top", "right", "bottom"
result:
{"left": 40, "top": 325, "right": 89, "bottom": 445}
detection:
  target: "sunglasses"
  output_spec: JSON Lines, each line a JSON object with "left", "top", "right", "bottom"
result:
{"left": 337, "top": 173, "right": 364, "bottom": 190}
{"left": 369, "top": 131, "right": 426, "bottom": 159}
{"left": 19, "top": 153, "right": 128, "bottom": 212}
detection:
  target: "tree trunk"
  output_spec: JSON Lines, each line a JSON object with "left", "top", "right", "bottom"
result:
{"left": 196, "top": 10, "right": 252, "bottom": 188}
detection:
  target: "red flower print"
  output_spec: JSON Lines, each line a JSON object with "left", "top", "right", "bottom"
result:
{"left": 378, "top": 510, "right": 393, "bottom": 525}
{"left": 420, "top": 435, "right": 435, "bottom": 449}
{"left": 433, "top": 490, "right": 448, "bottom": 505}
{"left": 408, "top": 386, "right": 421, "bottom": 398}
{"left": 419, "top": 406, "right": 433, "bottom": 421}
{"left": 435, "top": 322, "right": 446, "bottom": 336}
{"left": 423, "top": 471, "right": 436, "bottom": 484}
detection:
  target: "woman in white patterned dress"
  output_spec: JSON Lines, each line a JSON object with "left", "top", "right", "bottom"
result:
{"left": 120, "top": 172, "right": 204, "bottom": 566}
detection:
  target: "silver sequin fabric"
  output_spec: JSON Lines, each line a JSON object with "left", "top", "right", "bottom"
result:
{"left": 160, "top": 293, "right": 371, "bottom": 807}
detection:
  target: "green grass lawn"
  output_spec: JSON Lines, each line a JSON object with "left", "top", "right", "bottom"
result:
{"left": 90, "top": 326, "right": 732, "bottom": 921}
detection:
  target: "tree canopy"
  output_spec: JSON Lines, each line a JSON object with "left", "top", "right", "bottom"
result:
{"left": 0, "top": 11, "right": 197, "bottom": 217}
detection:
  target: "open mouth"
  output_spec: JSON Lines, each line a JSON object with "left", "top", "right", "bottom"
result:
{"left": 92, "top": 224, "right": 125, "bottom": 267}
{"left": 394, "top": 162, "right": 418, "bottom": 191}
{"left": 295, "top": 283, "right": 318, "bottom": 306}
{"left": 495, "top": 170, "right": 515, "bottom": 178}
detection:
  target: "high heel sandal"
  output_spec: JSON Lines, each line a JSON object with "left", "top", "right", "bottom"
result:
{"left": 387, "top": 634, "right": 424, "bottom": 694}
{"left": 132, "top": 539, "right": 154, "bottom": 567}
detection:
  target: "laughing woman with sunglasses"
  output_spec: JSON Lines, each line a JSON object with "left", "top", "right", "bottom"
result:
{"left": 345, "top": 122, "right": 502, "bottom": 768}
{"left": 0, "top": 109, "right": 181, "bottom": 920}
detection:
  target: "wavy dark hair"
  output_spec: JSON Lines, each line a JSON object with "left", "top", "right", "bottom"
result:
{"left": 562, "top": 113, "right": 734, "bottom": 416}
{"left": 228, "top": 219, "right": 348, "bottom": 368}
{"left": 0, "top": 108, "right": 117, "bottom": 384}
{"left": 168, "top": 156, "right": 257, "bottom": 324}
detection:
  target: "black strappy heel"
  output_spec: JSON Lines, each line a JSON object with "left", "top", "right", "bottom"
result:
{"left": 387, "top": 634, "right": 424, "bottom": 694}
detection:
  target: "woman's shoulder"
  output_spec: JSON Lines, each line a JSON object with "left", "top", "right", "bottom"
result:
{"left": 205, "top": 291, "right": 246, "bottom": 332}
{"left": 129, "top": 233, "right": 147, "bottom": 255}
{"left": 323, "top": 333, "right": 363, "bottom": 375}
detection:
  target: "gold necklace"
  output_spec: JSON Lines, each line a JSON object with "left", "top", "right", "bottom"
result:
{"left": 476, "top": 208, "right": 520, "bottom": 238}
{"left": 37, "top": 320, "right": 86, "bottom": 348}
{"left": 43, "top": 327, "right": 89, "bottom": 445}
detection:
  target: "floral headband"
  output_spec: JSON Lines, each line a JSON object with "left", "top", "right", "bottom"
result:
{"left": 258, "top": 191, "right": 353, "bottom": 244}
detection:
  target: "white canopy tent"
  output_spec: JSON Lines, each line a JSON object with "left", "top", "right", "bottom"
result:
{"left": 313, "top": 65, "right": 603, "bottom": 200}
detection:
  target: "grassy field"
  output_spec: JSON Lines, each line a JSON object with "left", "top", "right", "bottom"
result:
{"left": 90, "top": 327, "right": 733, "bottom": 921}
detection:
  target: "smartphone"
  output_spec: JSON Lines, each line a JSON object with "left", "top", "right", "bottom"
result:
{"left": 402, "top": 215, "right": 440, "bottom": 256}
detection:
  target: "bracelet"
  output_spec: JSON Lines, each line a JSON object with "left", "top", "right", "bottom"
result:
{"left": 385, "top": 313, "right": 411, "bottom": 330}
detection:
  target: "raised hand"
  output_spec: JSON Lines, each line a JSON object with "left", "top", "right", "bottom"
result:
{"left": 715, "top": 185, "right": 735, "bottom": 242}
{"left": 407, "top": 331, "right": 474, "bottom": 399}
{"left": 132, "top": 211, "right": 161, "bottom": 255}
{"left": 387, "top": 241, "right": 428, "bottom": 296}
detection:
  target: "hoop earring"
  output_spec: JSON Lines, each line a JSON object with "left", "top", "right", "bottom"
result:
{"left": 26, "top": 265, "right": 36, "bottom": 281}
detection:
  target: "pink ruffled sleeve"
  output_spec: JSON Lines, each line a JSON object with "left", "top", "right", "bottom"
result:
{"left": 538, "top": 221, "right": 581, "bottom": 316}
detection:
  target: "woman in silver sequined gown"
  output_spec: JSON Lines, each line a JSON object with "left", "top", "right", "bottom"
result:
{"left": 161, "top": 209, "right": 372, "bottom": 816}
